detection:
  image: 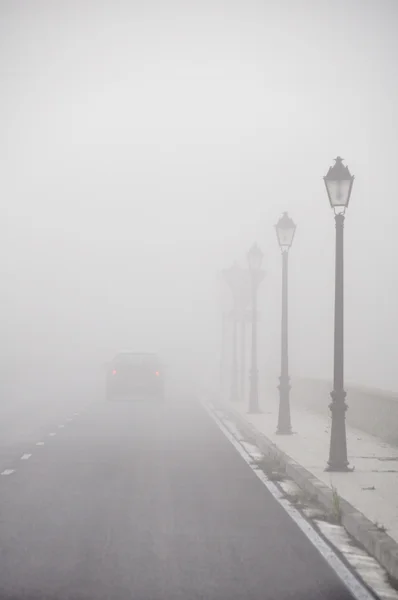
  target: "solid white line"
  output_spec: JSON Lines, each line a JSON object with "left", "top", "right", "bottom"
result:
{"left": 202, "top": 401, "right": 375, "bottom": 600}
{"left": 36, "top": 442, "right": 45, "bottom": 446}
{"left": 1, "top": 469, "right": 15, "bottom": 476}
{"left": 20, "top": 454, "right": 32, "bottom": 460}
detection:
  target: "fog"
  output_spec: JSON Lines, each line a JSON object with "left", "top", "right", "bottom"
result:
{"left": 1, "top": 0, "right": 398, "bottom": 398}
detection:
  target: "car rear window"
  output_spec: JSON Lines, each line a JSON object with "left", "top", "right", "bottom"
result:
{"left": 113, "top": 354, "right": 159, "bottom": 368}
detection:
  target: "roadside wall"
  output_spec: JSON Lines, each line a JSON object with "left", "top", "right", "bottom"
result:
{"left": 206, "top": 365, "right": 398, "bottom": 446}
{"left": 287, "top": 377, "right": 398, "bottom": 446}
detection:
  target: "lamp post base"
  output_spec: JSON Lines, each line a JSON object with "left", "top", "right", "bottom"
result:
{"left": 325, "top": 463, "right": 354, "bottom": 473}
{"left": 230, "top": 369, "right": 239, "bottom": 403}
{"left": 326, "top": 392, "right": 353, "bottom": 472}
{"left": 276, "top": 427, "right": 292, "bottom": 435}
{"left": 248, "top": 366, "right": 260, "bottom": 414}
{"left": 276, "top": 380, "right": 292, "bottom": 435}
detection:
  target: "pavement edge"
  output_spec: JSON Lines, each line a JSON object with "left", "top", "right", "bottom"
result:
{"left": 210, "top": 397, "right": 398, "bottom": 583}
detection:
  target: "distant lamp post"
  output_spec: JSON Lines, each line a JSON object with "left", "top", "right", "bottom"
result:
{"left": 222, "top": 262, "right": 243, "bottom": 403}
{"left": 247, "top": 244, "right": 264, "bottom": 414}
{"left": 324, "top": 156, "right": 355, "bottom": 471}
{"left": 238, "top": 270, "right": 251, "bottom": 405}
{"left": 275, "top": 212, "right": 296, "bottom": 434}
{"left": 217, "top": 271, "right": 231, "bottom": 401}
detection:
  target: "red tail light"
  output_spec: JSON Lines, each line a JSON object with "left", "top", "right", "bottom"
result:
{"left": 112, "top": 369, "right": 117, "bottom": 375}
{"left": 155, "top": 371, "right": 160, "bottom": 377}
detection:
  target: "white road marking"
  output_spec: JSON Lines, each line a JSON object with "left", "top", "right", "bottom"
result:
{"left": 58, "top": 425, "right": 64, "bottom": 428}
{"left": 74, "top": 412, "right": 79, "bottom": 416}
{"left": 20, "top": 454, "right": 32, "bottom": 460}
{"left": 202, "top": 401, "right": 375, "bottom": 600}
{"left": 49, "top": 433, "right": 56, "bottom": 437}
{"left": 36, "top": 442, "right": 45, "bottom": 446}
{"left": 1, "top": 469, "right": 15, "bottom": 476}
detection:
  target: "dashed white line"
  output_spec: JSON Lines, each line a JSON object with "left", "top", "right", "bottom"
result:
{"left": 49, "top": 433, "right": 56, "bottom": 437}
{"left": 58, "top": 425, "right": 64, "bottom": 428}
{"left": 74, "top": 412, "right": 79, "bottom": 416}
{"left": 36, "top": 442, "right": 45, "bottom": 446}
{"left": 1, "top": 469, "right": 15, "bottom": 476}
{"left": 20, "top": 453, "right": 32, "bottom": 460}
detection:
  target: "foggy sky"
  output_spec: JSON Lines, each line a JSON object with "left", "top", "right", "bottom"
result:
{"left": 1, "top": 1, "right": 398, "bottom": 391}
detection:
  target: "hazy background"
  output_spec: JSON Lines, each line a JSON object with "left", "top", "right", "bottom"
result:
{"left": 1, "top": 0, "right": 398, "bottom": 398}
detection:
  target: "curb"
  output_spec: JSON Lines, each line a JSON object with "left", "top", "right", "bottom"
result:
{"left": 214, "top": 399, "right": 398, "bottom": 582}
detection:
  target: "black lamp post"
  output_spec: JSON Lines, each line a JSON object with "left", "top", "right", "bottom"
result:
{"left": 217, "top": 271, "right": 228, "bottom": 400}
{"left": 275, "top": 212, "right": 296, "bottom": 434}
{"left": 240, "top": 317, "right": 246, "bottom": 404}
{"left": 238, "top": 270, "right": 251, "bottom": 404}
{"left": 324, "top": 156, "right": 355, "bottom": 472}
{"left": 247, "top": 244, "right": 264, "bottom": 414}
{"left": 222, "top": 262, "right": 243, "bottom": 403}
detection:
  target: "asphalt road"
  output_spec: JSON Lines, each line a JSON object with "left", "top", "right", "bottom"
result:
{"left": 0, "top": 392, "right": 360, "bottom": 600}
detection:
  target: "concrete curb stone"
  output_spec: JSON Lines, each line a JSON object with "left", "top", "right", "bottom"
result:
{"left": 215, "top": 400, "right": 398, "bottom": 582}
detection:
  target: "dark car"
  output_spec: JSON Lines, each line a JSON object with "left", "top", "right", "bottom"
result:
{"left": 106, "top": 352, "right": 165, "bottom": 401}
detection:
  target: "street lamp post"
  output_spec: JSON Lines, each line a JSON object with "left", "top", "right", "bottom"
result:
{"left": 238, "top": 270, "right": 251, "bottom": 404}
{"left": 275, "top": 212, "right": 296, "bottom": 434}
{"left": 324, "top": 156, "right": 355, "bottom": 472}
{"left": 247, "top": 244, "right": 264, "bottom": 414}
{"left": 240, "top": 317, "right": 246, "bottom": 404}
{"left": 222, "top": 263, "right": 244, "bottom": 403}
{"left": 231, "top": 308, "right": 239, "bottom": 403}
{"left": 217, "top": 271, "right": 231, "bottom": 401}
{"left": 220, "top": 310, "right": 227, "bottom": 398}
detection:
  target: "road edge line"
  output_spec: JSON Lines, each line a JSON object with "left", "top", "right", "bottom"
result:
{"left": 201, "top": 398, "right": 379, "bottom": 600}
{"left": 209, "top": 397, "right": 398, "bottom": 585}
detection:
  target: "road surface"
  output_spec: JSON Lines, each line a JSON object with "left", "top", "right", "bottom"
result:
{"left": 0, "top": 391, "right": 362, "bottom": 600}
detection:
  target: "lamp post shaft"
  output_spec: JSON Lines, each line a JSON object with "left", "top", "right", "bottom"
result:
{"left": 327, "top": 213, "right": 349, "bottom": 470}
{"left": 240, "top": 318, "right": 246, "bottom": 403}
{"left": 249, "top": 275, "right": 259, "bottom": 413}
{"left": 277, "top": 250, "right": 292, "bottom": 434}
{"left": 230, "top": 312, "right": 239, "bottom": 403}
{"left": 220, "top": 311, "right": 227, "bottom": 398}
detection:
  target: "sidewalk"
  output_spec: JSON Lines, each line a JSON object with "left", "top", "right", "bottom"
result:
{"left": 215, "top": 393, "right": 398, "bottom": 581}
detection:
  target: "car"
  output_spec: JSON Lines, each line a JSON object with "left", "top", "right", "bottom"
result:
{"left": 106, "top": 352, "right": 165, "bottom": 401}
